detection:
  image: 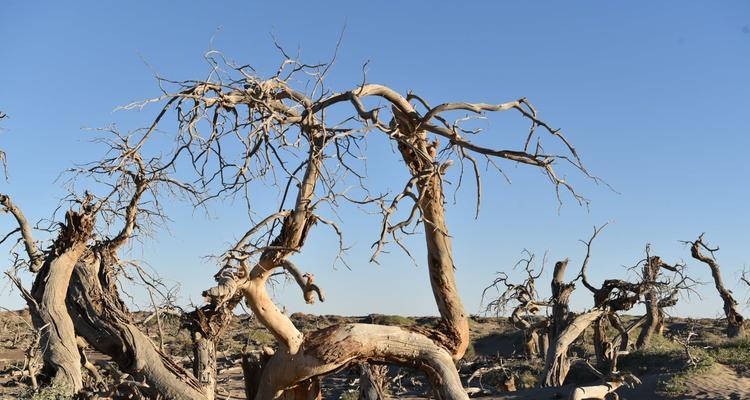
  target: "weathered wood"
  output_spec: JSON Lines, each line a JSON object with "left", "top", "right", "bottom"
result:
{"left": 542, "top": 310, "right": 604, "bottom": 387}
{"left": 68, "top": 249, "right": 209, "bottom": 400}
{"left": 28, "top": 206, "right": 95, "bottom": 394}
{"left": 689, "top": 235, "right": 745, "bottom": 338}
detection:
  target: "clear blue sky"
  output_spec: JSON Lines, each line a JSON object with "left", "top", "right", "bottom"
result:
{"left": 1, "top": 1, "right": 749, "bottom": 318}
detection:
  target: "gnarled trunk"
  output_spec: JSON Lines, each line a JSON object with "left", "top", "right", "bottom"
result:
{"left": 636, "top": 257, "right": 665, "bottom": 349}
{"left": 394, "top": 120, "right": 469, "bottom": 360}
{"left": 359, "top": 364, "right": 388, "bottom": 400}
{"left": 67, "top": 249, "right": 209, "bottom": 400}
{"left": 542, "top": 309, "right": 603, "bottom": 387}
{"left": 192, "top": 332, "right": 217, "bottom": 400}
{"left": 690, "top": 237, "right": 745, "bottom": 338}
{"left": 28, "top": 207, "right": 95, "bottom": 394}
{"left": 256, "top": 324, "right": 468, "bottom": 400}
{"left": 550, "top": 260, "right": 574, "bottom": 340}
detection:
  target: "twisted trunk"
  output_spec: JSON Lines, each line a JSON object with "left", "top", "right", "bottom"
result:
{"left": 394, "top": 119, "right": 469, "bottom": 359}
{"left": 359, "top": 364, "right": 388, "bottom": 400}
{"left": 542, "top": 309, "right": 603, "bottom": 387}
{"left": 256, "top": 324, "right": 467, "bottom": 400}
{"left": 28, "top": 207, "right": 95, "bottom": 394}
{"left": 550, "top": 260, "right": 574, "bottom": 340}
{"left": 419, "top": 171, "right": 469, "bottom": 358}
{"left": 67, "top": 248, "right": 208, "bottom": 400}
{"left": 690, "top": 239, "right": 745, "bottom": 338}
{"left": 636, "top": 257, "right": 665, "bottom": 349}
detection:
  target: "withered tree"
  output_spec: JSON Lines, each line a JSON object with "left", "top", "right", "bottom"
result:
{"left": 634, "top": 249, "right": 687, "bottom": 349}
{"left": 132, "top": 51, "right": 595, "bottom": 398}
{"left": 480, "top": 251, "right": 584, "bottom": 387}
{"left": 3, "top": 47, "right": 594, "bottom": 399}
{"left": 137, "top": 50, "right": 595, "bottom": 399}
{"left": 2, "top": 132, "right": 205, "bottom": 397}
{"left": 687, "top": 234, "right": 745, "bottom": 338}
{"left": 481, "top": 252, "right": 552, "bottom": 358}
{"left": 1, "top": 193, "right": 95, "bottom": 395}
{"left": 63, "top": 132, "right": 211, "bottom": 399}
{"left": 544, "top": 236, "right": 689, "bottom": 388}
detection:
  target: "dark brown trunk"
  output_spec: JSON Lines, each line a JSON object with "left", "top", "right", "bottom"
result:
{"left": 690, "top": 239, "right": 746, "bottom": 338}
{"left": 636, "top": 257, "right": 663, "bottom": 349}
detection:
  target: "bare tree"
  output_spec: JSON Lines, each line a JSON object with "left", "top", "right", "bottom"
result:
{"left": 686, "top": 234, "right": 745, "bottom": 338}
{"left": 481, "top": 252, "right": 551, "bottom": 358}
{"left": 4, "top": 45, "right": 594, "bottom": 399}
{"left": 358, "top": 364, "right": 389, "bottom": 400}
{"left": 63, "top": 132, "right": 210, "bottom": 399}
{"left": 481, "top": 251, "right": 586, "bottom": 387}
{"left": 126, "top": 49, "right": 594, "bottom": 399}
{"left": 634, "top": 249, "right": 686, "bottom": 349}
{"left": 1, "top": 193, "right": 96, "bottom": 395}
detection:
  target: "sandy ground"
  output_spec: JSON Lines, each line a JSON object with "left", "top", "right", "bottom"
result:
{"left": 4, "top": 349, "right": 750, "bottom": 399}
{"left": 3, "top": 312, "right": 750, "bottom": 399}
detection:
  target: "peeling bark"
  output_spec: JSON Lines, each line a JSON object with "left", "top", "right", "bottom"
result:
{"left": 28, "top": 206, "right": 95, "bottom": 394}
{"left": 68, "top": 249, "right": 208, "bottom": 400}
{"left": 636, "top": 256, "right": 671, "bottom": 349}
{"left": 359, "top": 364, "right": 388, "bottom": 400}
{"left": 542, "top": 309, "right": 604, "bottom": 387}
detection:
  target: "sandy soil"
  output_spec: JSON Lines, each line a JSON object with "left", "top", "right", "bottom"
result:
{"left": 3, "top": 311, "right": 750, "bottom": 399}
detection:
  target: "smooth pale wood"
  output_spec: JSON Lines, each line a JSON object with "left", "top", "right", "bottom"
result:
{"left": 256, "top": 324, "right": 468, "bottom": 400}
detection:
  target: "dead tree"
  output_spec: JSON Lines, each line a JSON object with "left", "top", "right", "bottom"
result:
{"left": 119, "top": 49, "right": 595, "bottom": 400}
{"left": 541, "top": 227, "right": 688, "bottom": 387}
{"left": 481, "top": 252, "right": 552, "bottom": 358}
{"left": 575, "top": 227, "right": 692, "bottom": 369}
{"left": 482, "top": 252, "right": 583, "bottom": 387}
{"left": 63, "top": 133, "right": 210, "bottom": 399}
{"left": 359, "top": 364, "right": 389, "bottom": 400}
{"left": 576, "top": 225, "right": 644, "bottom": 370}
{"left": 549, "top": 259, "right": 575, "bottom": 344}
{"left": 686, "top": 234, "right": 745, "bottom": 338}
{"left": 635, "top": 250, "right": 686, "bottom": 349}
{"left": 542, "top": 309, "right": 604, "bottom": 387}
{"left": 668, "top": 322, "right": 700, "bottom": 368}
{"left": 4, "top": 46, "right": 594, "bottom": 399}
{"left": 2, "top": 193, "right": 96, "bottom": 395}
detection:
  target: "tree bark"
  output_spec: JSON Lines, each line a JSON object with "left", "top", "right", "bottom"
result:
{"left": 192, "top": 332, "right": 217, "bottom": 400}
{"left": 359, "top": 364, "right": 388, "bottom": 400}
{"left": 550, "top": 260, "right": 574, "bottom": 340}
{"left": 27, "top": 207, "right": 95, "bottom": 394}
{"left": 542, "top": 309, "right": 603, "bottom": 387}
{"left": 636, "top": 257, "right": 665, "bottom": 349}
{"left": 67, "top": 248, "right": 209, "bottom": 400}
{"left": 394, "top": 117, "right": 469, "bottom": 360}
